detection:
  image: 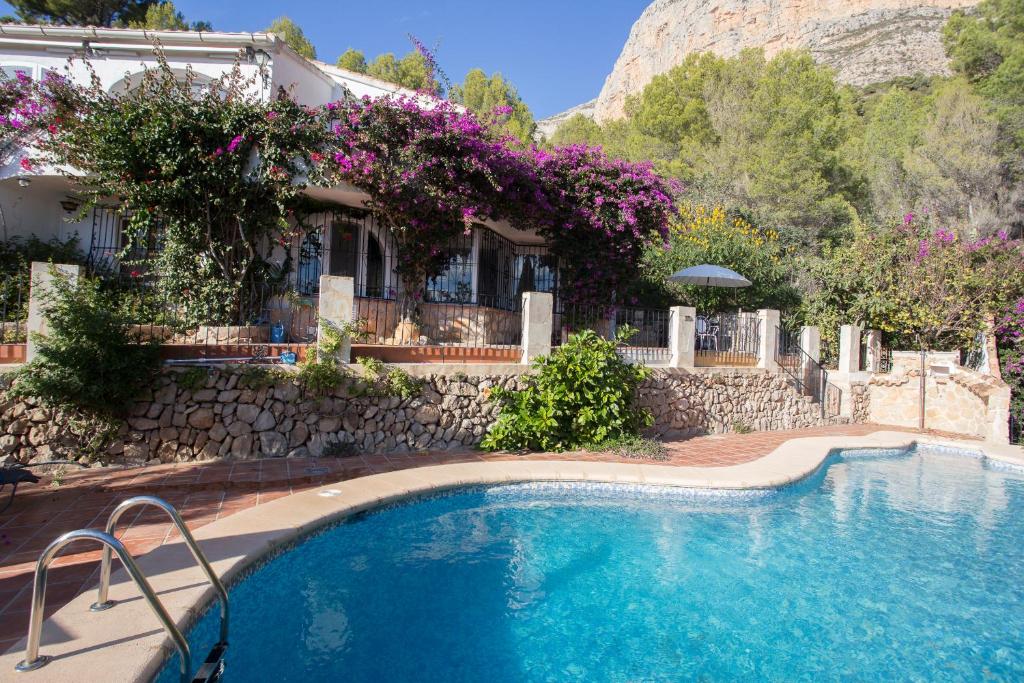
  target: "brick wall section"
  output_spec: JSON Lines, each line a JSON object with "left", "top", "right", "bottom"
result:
{"left": 1, "top": 367, "right": 844, "bottom": 465}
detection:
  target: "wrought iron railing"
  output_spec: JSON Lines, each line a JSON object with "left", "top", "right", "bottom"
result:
{"left": 0, "top": 276, "right": 27, "bottom": 343}
{"left": 552, "top": 303, "right": 671, "bottom": 364}
{"left": 694, "top": 313, "right": 760, "bottom": 366}
{"left": 776, "top": 326, "right": 842, "bottom": 418}
{"left": 354, "top": 296, "right": 522, "bottom": 349}
{"left": 104, "top": 276, "right": 317, "bottom": 345}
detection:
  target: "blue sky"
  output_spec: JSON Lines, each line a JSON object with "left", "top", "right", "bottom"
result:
{"left": 0, "top": 0, "right": 650, "bottom": 118}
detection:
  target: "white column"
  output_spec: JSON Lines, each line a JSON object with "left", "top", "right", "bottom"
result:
{"left": 521, "top": 291, "right": 553, "bottom": 364}
{"left": 800, "top": 326, "right": 821, "bottom": 364}
{"left": 838, "top": 324, "right": 862, "bottom": 374}
{"left": 318, "top": 275, "right": 355, "bottom": 364}
{"left": 669, "top": 306, "right": 695, "bottom": 368}
{"left": 757, "top": 309, "right": 780, "bottom": 371}
{"left": 27, "top": 262, "right": 81, "bottom": 362}
{"left": 864, "top": 329, "right": 883, "bottom": 372}
{"left": 799, "top": 326, "right": 821, "bottom": 393}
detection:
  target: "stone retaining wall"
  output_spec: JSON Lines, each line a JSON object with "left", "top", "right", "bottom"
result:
{"left": 855, "top": 362, "right": 1010, "bottom": 443}
{"left": 1, "top": 366, "right": 842, "bottom": 466}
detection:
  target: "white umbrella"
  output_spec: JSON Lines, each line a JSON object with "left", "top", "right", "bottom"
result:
{"left": 668, "top": 264, "right": 752, "bottom": 288}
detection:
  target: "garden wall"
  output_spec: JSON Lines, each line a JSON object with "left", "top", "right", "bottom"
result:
{"left": 0, "top": 366, "right": 841, "bottom": 466}
{"left": 848, "top": 352, "right": 1011, "bottom": 444}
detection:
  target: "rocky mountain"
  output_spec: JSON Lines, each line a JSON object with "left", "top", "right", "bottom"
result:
{"left": 543, "top": 0, "right": 978, "bottom": 129}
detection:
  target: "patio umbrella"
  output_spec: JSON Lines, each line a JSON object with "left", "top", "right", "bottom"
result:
{"left": 668, "top": 264, "right": 752, "bottom": 288}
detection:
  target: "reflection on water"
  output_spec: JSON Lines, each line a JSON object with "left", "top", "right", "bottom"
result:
{"left": 159, "top": 447, "right": 1024, "bottom": 682}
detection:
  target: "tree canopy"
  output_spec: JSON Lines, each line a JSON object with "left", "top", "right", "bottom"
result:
{"left": 366, "top": 51, "right": 440, "bottom": 95}
{"left": 451, "top": 68, "right": 536, "bottom": 143}
{"left": 552, "top": 43, "right": 1022, "bottom": 243}
{"left": 336, "top": 48, "right": 368, "bottom": 74}
{"left": 127, "top": 1, "right": 211, "bottom": 31}
{"left": 267, "top": 16, "right": 316, "bottom": 60}
{"left": 5, "top": 0, "right": 153, "bottom": 26}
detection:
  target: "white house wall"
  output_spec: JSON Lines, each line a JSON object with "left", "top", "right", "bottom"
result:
{"left": 269, "top": 51, "right": 336, "bottom": 106}
{"left": 0, "top": 178, "right": 90, "bottom": 246}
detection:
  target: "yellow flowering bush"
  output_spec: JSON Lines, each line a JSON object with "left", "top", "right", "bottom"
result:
{"left": 639, "top": 203, "right": 798, "bottom": 313}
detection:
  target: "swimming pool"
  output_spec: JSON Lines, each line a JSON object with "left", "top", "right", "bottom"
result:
{"left": 159, "top": 446, "right": 1024, "bottom": 681}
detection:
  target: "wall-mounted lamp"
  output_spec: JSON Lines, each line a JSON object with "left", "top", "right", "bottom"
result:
{"left": 245, "top": 46, "right": 272, "bottom": 69}
{"left": 16, "top": 176, "right": 30, "bottom": 188}
{"left": 60, "top": 197, "right": 81, "bottom": 212}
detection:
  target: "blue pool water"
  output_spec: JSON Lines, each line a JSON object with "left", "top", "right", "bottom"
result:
{"left": 159, "top": 447, "right": 1024, "bottom": 681}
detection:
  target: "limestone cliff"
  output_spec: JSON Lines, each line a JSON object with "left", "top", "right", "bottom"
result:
{"left": 548, "top": 0, "right": 979, "bottom": 127}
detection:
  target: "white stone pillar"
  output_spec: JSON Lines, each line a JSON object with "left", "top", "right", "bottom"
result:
{"left": 521, "top": 292, "right": 553, "bottom": 364}
{"left": 318, "top": 275, "right": 354, "bottom": 364}
{"left": 757, "top": 309, "right": 780, "bottom": 371}
{"left": 799, "top": 326, "right": 821, "bottom": 394}
{"left": 800, "top": 326, "right": 821, "bottom": 364}
{"left": 838, "top": 324, "right": 862, "bottom": 374}
{"left": 27, "top": 261, "right": 81, "bottom": 362}
{"left": 669, "top": 306, "right": 695, "bottom": 368}
{"left": 864, "top": 329, "right": 883, "bottom": 372}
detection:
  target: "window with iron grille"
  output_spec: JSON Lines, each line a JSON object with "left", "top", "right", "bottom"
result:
{"left": 86, "top": 206, "right": 163, "bottom": 278}
{"left": 295, "top": 210, "right": 557, "bottom": 310}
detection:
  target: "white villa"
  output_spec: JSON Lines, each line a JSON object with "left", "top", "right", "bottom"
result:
{"left": 0, "top": 25, "right": 557, "bottom": 351}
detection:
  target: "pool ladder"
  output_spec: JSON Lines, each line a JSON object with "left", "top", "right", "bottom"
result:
{"left": 13, "top": 495, "right": 229, "bottom": 683}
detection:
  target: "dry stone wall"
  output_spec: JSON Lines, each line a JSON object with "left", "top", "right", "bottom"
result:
{"left": 1, "top": 366, "right": 841, "bottom": 466}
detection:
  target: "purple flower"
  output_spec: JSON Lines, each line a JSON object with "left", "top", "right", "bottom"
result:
{"left": 226, "top": 135, "right": 245, "bottom": 153}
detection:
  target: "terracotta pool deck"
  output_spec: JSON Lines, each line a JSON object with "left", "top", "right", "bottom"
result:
{"left": 0, "top": 423, "right": 916, "bottom": 652}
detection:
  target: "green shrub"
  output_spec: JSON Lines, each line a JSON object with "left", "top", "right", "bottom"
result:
{"left": 297, "top": 358, "right": 346, "bottom": 396}
{"left": 175, "top": 366, "right": 209, "bottom": 391}
{"left": 234, "top": 364, "right": 291, "bottom": 390}
{"left": 356, "top": 356, "right": 424, "bottom": 399}
{"left": 481, "top": 328, "right": 652, "bottom": 452}
{"left": 12, "top": 271, "right": 160, "bottom": 416}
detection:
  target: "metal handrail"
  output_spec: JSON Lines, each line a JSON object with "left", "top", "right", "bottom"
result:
{"left": 14, "top": 529, "right": 192, "bottom": 683}
{"left": 92, "top": 495, "right": 229, "bottom": 646}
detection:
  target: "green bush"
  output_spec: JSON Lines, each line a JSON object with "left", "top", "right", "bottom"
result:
{"left": 355, "top": 356, "right": 424, "bottom": 399}
{"left": 481, "top": 328, "right": 652, "bottom": 452}
{"left": 12, "top": 271, "right": 160, "bottom": 416}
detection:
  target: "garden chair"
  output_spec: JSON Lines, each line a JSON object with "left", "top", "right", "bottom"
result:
{"left": 696, "top": 316, "right": 717, "bottom": 350}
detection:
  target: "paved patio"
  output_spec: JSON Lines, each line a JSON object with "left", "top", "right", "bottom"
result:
{"left": 0, "top": 423, "right": 909, "bottom": 652}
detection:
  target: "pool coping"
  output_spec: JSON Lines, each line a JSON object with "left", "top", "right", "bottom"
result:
{"left": 2, "top": 430, "right": 1022, "bottom": 681}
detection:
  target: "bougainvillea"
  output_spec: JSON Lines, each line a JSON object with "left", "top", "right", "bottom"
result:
{"left": 996, "top": 298, "right": 1024, "bottom": 434}
{"left": 529, "top": 144, "right": 679, "bottom": 306}
{"left": 321, "top": 95, "right": 543, "bottom": 315}
{"left": 802, "top": 216, "right": 1024, "bottom": 354}
{"left": 322, "top": 96, "right": 678, "bottom": 313}
{"left": 37, "top": 56, "right": 334, "bottom": 323}
{"left": 4, "top": 56, "right": 679, "bottom": 323}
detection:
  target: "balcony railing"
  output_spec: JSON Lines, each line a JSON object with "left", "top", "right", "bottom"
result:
{"left": 552, "top": 303, "right": 671, "bottom": 364}
{"left": 694, "top": 313, "right": 760, "bottom": 367}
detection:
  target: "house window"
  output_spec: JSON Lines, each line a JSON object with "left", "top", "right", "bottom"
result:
{"left": 515, "top": 252, "right": 558, "bottom": 299}
{"left": 426, "top": 231, "right": 474, "bottom": 304}
{"left": 365, "top": 233, "right": 385, "bottom": 298}
{"left": 296, "top": 229, "right": 324, "bottom": 295}
{"left": 478, "top": 228, "right": 514, "bottom": 310}
{"left": 327, "top": 220, "right": 359, "bottom": 278}
{"left": 0, "top": 64, "right": 34, "bottom": 82}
